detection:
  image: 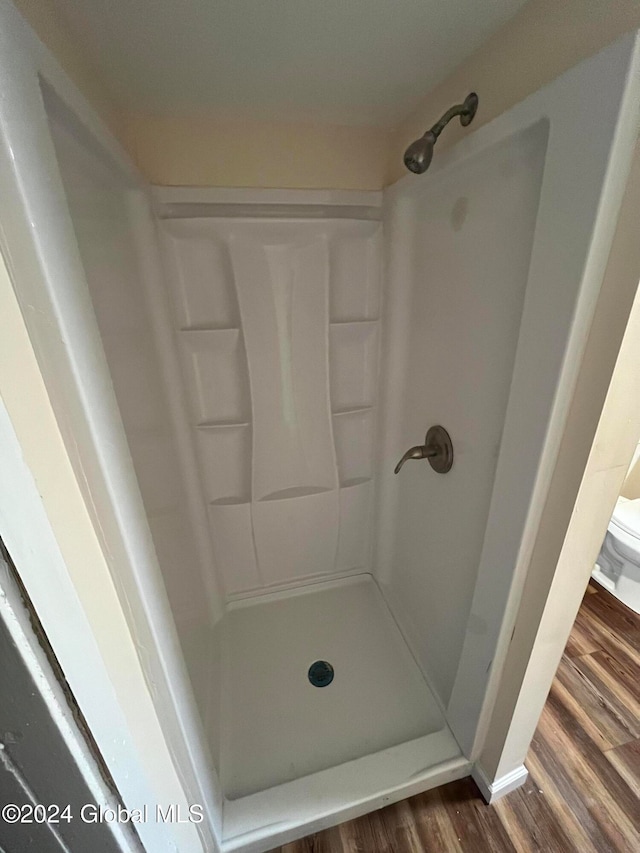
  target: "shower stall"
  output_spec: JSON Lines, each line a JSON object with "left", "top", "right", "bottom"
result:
{"left": 2, "top": 5, "right": 640, "bottom": 851}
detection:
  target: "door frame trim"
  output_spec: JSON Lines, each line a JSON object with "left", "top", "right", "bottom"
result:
{"left": 0, "top": 2, "right": 220, "bottom": 850}
{"left": 0, "top": 543, "right": 141, "bottom": 852}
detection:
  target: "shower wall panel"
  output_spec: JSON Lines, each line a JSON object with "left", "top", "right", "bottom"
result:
{"left": 47, "top": 117, "right": 211, "bottom": 628}
{"left": 45, "top": 114, "right": 216, "bottom": 721}
{"left": 382, "top": 122, "right": 549, "bottom": 706}
{"left": 160, "top": 218, "right": 382, "bottom": 598}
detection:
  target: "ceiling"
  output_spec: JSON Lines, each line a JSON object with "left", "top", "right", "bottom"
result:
{"left": 52, "top": 0, "right": 528, "bottom": 127}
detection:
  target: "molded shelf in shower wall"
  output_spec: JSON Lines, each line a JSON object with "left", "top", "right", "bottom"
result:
{"left": 127, "top": 428, "right": 186, "bottom": 516}
{"left": 207, "top": 485, "right": 360, "bottom": 596}
{"left": 332, "top": 407, "right": 374, "bottom": 486}
{"left": 161, "top": 226, "right": 240, "bottom": 330}
{"left": 337, "top": 479, "right": 372, "bottom": 572}
{"left": 147, "top": 509, "right": 207, "bottom": 620}
{"left": 178, "top": 328, "right": 250, "bottom": 426}
{"left": 329, "top": 321, "right": 379, "bottom": 413}
{"left": 160, "top": 213, "right": 383, "bottom": 599}
{"left": 207, "top": 501, "right": 261, "bottom": 595}
{"left": 251, "top": 489, "right": 340, "bottom": 585}
{"left": 329, "top": 222, "right": 381, "bottom": 323}
{"left": 195, "top": 423, "right": 251, "bottom": 505}
{"left": 100, "top": 332, "right": 166, "bottom": 433}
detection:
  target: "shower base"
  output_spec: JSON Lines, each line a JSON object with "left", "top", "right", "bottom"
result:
{"left": 218, "top": 574, "right": 468, "bottom": 851}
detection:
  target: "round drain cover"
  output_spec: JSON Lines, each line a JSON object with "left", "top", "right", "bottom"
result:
{"left": 308, "top": 660, "right": 334, "bottom": 687}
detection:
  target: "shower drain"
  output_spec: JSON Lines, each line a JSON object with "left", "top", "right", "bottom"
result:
{"left": 308, "top": 660, "right": 334, "bottom": 687}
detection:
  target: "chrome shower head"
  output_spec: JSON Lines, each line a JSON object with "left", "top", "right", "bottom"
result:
{"left": 403, "top": 92, "right": 478, "bottom": 175}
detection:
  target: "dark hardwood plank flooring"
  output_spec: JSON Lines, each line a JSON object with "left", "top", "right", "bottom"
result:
{"left": 272, "top": 582, "right": 640, "bottom": 852}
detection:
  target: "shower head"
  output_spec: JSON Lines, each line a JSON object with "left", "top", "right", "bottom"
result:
{"left": 403, "top": 131, "right": 437, "bottom": 174}
{"left": 403, "top": 92, "right": 478, "bottom": 175}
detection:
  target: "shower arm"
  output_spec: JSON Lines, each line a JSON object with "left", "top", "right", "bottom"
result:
{"left": 423, "top": 93, "right": 479, "bottom": 142}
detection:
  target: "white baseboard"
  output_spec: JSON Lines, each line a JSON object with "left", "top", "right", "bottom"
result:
{"left": 472, "top": 763, "right": 528, "bottom": 804}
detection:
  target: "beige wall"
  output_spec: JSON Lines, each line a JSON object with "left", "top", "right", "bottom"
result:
{"left": 119, "top": 0, "right": 640, "bottom": 187}
{"left": 620, "top": 442, "right": 640, "bottom": 498}
{"left": 118, "top": 113, "right": 391, "bottom": 189}
{"left": 387, "top": 0, "right": 640, "bottom": 185}
{"left": 12, "top": 0, "right": 640, "bottom": 189}
{"left": 12, "top": 0, "right": 389, "bottom": 189}
{"left": 11, "top": 0, "right": 123, "bottom": 140}
{"left": 11, "top": 0, "right": 389, "bottom": 190}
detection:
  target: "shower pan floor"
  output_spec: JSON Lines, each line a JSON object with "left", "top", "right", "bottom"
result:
{"left": 219, "top": 574, "right": 446, "bottom": 800}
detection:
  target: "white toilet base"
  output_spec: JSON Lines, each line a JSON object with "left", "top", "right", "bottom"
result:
{"left": 592, "top": 565, "right": 640, "bottom": 614}
{"left": 593, "top": 526, "right": 640, "bottom": 615}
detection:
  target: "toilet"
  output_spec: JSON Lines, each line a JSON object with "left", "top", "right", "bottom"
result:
{"left": 593, "top": 496, "right": 640, "bottom": 614}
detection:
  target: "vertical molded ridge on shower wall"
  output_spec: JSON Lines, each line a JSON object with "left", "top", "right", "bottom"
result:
{"left": 160, "top": 215, "right": 382, "bottom": 599}
{"left": 230, "top": 234, "right": 337, "bottom": 502}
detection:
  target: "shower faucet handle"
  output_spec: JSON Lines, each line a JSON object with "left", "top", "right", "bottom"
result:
{"left": 394, "top": 425, "right": 454, "bottom": 475}
{"left": 394, "top": 444, "right": 434, "bottom": 474}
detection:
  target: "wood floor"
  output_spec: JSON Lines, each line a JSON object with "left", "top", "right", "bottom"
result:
{"left": 272, "top": 582, "right": 640, "bottom": 852}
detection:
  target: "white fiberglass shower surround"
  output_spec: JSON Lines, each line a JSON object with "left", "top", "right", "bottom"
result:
{"left": 2, "top": 3, "right": 640, "bottom": 850}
